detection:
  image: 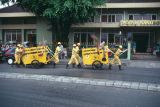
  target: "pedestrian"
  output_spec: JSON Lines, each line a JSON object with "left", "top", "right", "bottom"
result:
{"left": 59, "top": 43, "right": 64, "bottom": 59}
{"left": 66, "top": 44, "right": 80, "bottom": 68}
{"left": 53, "top": 42, "right": 61, "bottom": 66}
{"left": 14, "top": 44, "right": 23, "bottom": 65}
{"left": 76, "top": 43, "right": 81, "bottom": 67}
{"left": 63, "top": 48, "right": 68, "bottom": 59}
{"left": 132, "top": 41, "right": 136, "bottom": 54}
{"left": 109, "top": 45, "right": 123, "bottom": 70}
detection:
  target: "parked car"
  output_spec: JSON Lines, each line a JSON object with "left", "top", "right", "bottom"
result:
{"left": 4, "top": 47, "right": 16, "bottom": 65}
{"left": 0, "top": 49, "right": 2, "bottom": 63}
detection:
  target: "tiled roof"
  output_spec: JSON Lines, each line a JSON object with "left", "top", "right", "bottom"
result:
{"left": 0, "top": 4, "right": 26, "bottom": 13}
{"left": 0, "top": 0, "right": 160, "bottom": 13}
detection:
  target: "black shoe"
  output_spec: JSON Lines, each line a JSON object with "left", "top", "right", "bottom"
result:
{"left": 53, "top": 62, "right": 56, "bottom": 68}
{"left": 119, "top": 65, "right": 122, "bottom": 70}
{"left": 109, "top": 64, "right": 112, "bottom": 70}
{"left": 66, "top": 64, "right": 69, "bottom": 68}
{"left": 77, "top": 63, "right": 81, "bottom": 68}
{"left": 72, "top": 64, "right": 75, "bottom": 68}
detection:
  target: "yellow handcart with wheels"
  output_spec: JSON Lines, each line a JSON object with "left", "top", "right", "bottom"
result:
{"left": 82, "top": 47, "right": 109, "bottom": 69}
{"left": 20, "top": 46, "right": 54, "bottom": 68}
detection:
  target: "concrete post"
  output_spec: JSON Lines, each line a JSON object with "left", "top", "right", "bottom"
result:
{"left": 127, "top": 41, "right": 131, "bottom": 60}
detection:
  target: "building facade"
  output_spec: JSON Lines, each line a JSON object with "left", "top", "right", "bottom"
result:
{"left": 70, "top": 0, "right": 160, "bottom": 53}
{"left": 0, "top": 5, "right": 52, "bottom": 46}
{"left": 0, "top": 0, "right": 160, "bottom": 54}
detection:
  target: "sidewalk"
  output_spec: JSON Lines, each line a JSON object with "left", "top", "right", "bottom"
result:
{"left": 59, "top": 59, "right": 160, "bottom": 68}
{"left": 122, "top": 59, "right": 160, "bottom": 68}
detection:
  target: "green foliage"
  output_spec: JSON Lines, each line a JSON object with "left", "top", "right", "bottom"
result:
{"left": 3, "top": 0, "right": 106, "bottom": 42}
{"left": 0, "top": 0, "right": 16, "bottom": 5}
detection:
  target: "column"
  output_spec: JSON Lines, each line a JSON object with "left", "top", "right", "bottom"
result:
{"left": 127, "top": 41, "right": 131, "bottom": 60}
{"left": 21, "top": 29, "right": 24, "bottom": 43}
{"left": 127, "top": 32, "right": 132, "bottom": 60}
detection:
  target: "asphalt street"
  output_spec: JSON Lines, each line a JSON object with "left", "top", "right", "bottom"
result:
{"left": 0, "top": 78, "right": 160, "bottom": 107}
{"left": 0, "top": 63, "right": 160, "bottom": 84}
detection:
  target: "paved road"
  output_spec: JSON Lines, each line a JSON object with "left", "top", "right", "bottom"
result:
{"left": 0, "top": 63, "right": 160, "bottom": 84}
{"left": 0, "top": 78, "right": 160, "bottom": 107}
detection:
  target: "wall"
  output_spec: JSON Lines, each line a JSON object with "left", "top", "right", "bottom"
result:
{"left": 69, "top": 28, "right": 100, "bottom": 49}
{"left": 0, "top": 19, "right": 2, "bottom": 42}
{"left": 36, "top": 18, "right": 52, "bottom": 47}
{"left": 156, "top": 30, "right": 160, "bottom": 44}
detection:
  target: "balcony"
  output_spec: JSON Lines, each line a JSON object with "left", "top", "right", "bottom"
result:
{"left": 0, "top": 24, "right": 36, "bottom": 29}
{"left": 120, "top": 20, "right": 160, "bottom": 27}
{"left": 72, "top": 22, "right": 120, "bottom": 28}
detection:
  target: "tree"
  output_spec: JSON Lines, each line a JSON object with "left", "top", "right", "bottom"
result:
{"left": 2, "top": 0, "right": 105, "bottom": 44}
{"left": 0, "top": 0, "right": 16, "bottom": 6}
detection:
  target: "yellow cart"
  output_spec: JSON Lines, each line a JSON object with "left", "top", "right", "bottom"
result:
{"left": 21, "top": 46, "right": 54, "bottom": 68}
{"left": 82, "top": 47, "right": 109, "bottom": 69}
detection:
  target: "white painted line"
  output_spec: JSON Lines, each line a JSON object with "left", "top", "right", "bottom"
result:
{"left": 139, "top": 83, "right": 148, "bottom": 90}
{"left": 148, "top": 84, "right": 159, "bottom": 91}
{"left": 113, "top": 81, "right": 123, "bottom": 87}
{"left": 105, "top": 80, "right": 114, "bottom": 87}
{"left": 121, "top": 82, "right": 131, "bottom": 88}
{"left": 130, "top": 82, "right": 139, "bottom": 89}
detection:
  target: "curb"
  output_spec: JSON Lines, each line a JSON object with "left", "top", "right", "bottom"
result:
{"left": 0, "top": 72, "right": 160, "bottom": 92}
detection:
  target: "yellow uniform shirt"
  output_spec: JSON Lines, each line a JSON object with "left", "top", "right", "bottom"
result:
{"left": 72, "top": 47, "right": 78, "bottom": 56}
{"left": 54, "top": 46, "right": 61, "bottom": 56}
{"left": 15, "top": 48, "right": 23, "bottom": 55}
{"left": 76, "top": 46, "right": 80, "bottom": 54}
{"left": 115, "top": 48, "right": 122, "bottom": 56}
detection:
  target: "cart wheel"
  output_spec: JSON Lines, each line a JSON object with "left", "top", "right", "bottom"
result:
{"left": 92, "top": 60, "right": 103, "bottom": 70}
{"left": 7, "top": 58, "right": 14, "bottom": 65}
{"left": 31, "top": 60, "right": 40, "bottom": 69}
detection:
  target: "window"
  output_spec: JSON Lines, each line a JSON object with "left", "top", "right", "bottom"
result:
{"left": 88, "top": 16, "right": 94, "bottom": 22}
{"left": 143, "top": 14, "right": 151, "bottom": 20}
{"left": 101, "top": 33, "right": 108, "bottom": 45}
{"left": 81, "top": 33, "right": 87, "bottom": 45}
{"left": 4, "top": 30, "right": 22, "bottom": 43}
{"left": 73, "top": 32, "right": 94, "bottom": 47}
{"left": 116, "top": 15, "right": 123, "bottom": 22}
{"left": 134, "top": 14, "right": 142, "bottom": 20}
{"left": 101, "top": 15, "right": 107, "bottom": 22}
{"left": 74, "top": 33, "right": 80, "bottom": 43}
{"left": 108, "top": 15, "right": 112, "bottom": 22}
{"left": 151, "top": 15, "right": 157, "bottom": 20}
{"left": 108, "top": 15, "right": 115, "bottom": 22}
{"left": 88, "top": 33, "right": 93, "bottom": 46}
{"left": 108, "top": 34, "right": 114, "bottom": 44}
{"left": 112, "top": 15, "right": 115, "bottom": 22}
{"left": 129, "top": 15, "right": 133, "bottom": 20}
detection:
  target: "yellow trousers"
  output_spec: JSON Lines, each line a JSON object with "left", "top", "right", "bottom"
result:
{"left": 53, "top": 55, "right": 59, "bottom": 64}
{"left": 68, "top": 55, "right": 79, "bottom": 65}
{"left": 76, "top": 54, "right": 80, "bottom": 63}
{"left": 110, "top": 55, "right": 122, "bottom": 65}
{"left": 14, "top": 54, "right": 21, "bottom": 64}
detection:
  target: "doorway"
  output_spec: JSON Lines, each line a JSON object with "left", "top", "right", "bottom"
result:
{"left": 133, "top": 33, "right": 149, "bottom": 53}
{"left": 27, "top": 34, "right": 36, "bottom": 46}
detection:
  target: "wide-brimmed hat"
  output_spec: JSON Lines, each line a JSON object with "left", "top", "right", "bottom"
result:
{"left": 119, "top": 45, "right": 123, "bottom": 48}
{"left": 58, "top": 42, "right": 61, "bottom": 45}
{"left": 77, "top": 43, "right": 80, "bottom": 46}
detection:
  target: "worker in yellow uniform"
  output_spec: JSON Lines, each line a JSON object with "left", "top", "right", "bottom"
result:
{"left": 53, "top": 42, "right": 61, "bottom": 66}
{"left": 14, "top": 44, "right": 23, "bottom": 65}
{"left": 109, "top": 45, "right": 123, "bottom": 70}
{"left": 76, "top": 43, "right": 81, "bottom": 67}
{"left": 66, "top": 44, "right": 80, "bottom": 68}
